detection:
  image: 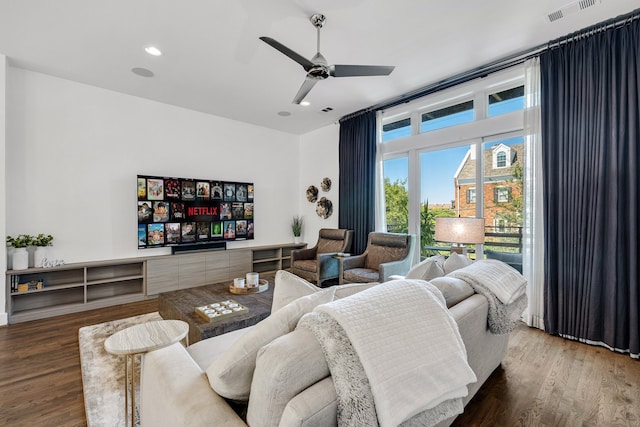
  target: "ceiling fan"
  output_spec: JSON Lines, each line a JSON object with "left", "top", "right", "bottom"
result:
{"left": 259, "top": 13, "right": 395, "bottom": 104}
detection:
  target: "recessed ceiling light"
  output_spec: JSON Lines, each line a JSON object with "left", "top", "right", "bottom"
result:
{"left": 300, "top": 101, "right": 310, "bottom": 107}
{"left": 132, "top": 67, "right": 154, "bottom": 77}
{"left": 144, "top": 46, "right": 162, "bottom": 56}
{"left": 278, "top": 111, "right": 292, "bottom": 117}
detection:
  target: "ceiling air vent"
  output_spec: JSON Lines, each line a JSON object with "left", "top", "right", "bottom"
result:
{"left": 546, "top": 0, "right": 601, "bottom": 23}
{"left": 321, "top": 107, "right": 334, "bottom": 113}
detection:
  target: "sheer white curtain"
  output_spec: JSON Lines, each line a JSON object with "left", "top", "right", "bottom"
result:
{"left": 374, "top": 110, "right": 387, "bottom": 231}
{"left": 522, "top": 57, "right": 545, "bottom": 330}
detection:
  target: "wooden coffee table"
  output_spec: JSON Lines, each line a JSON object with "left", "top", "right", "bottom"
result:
{"left": 158, "top": 273, "right": 275, "bottom": 344}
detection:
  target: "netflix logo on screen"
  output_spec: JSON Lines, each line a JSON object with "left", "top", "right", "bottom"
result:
{"left": 137, "top": 175, "right": 254, "bottom": 249}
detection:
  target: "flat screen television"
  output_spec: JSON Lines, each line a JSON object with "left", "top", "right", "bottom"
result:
{"left": 137, "top": 175, "right": 254, "bottom": 248}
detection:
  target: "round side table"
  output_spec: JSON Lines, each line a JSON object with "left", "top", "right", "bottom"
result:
{"left": 104, "top": 319, "right": 189, "bottom": 427}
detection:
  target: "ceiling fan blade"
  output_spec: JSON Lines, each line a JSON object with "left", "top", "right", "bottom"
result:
{"left": 292, "top": 77, "right": 318, "bottom": 104}
{"left": 259, "top": 36, "right": 314, "bottom": 71}
{"left": 330, "top": 64, "right": 395, "bottom": 77}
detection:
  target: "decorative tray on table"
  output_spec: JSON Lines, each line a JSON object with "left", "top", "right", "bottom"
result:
{"left": 195, "top": 300, "right": 248, "bottom": 323}
{"left": 229, "top": 279, "right": 269, "bottom": 294}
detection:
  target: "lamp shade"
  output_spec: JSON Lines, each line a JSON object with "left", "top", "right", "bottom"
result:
{"left": 434, "top": 217, "right": 485, "bottom": 244}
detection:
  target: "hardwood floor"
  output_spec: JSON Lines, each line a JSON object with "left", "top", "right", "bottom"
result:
{"left": 453, "top": 323, "right": 640, "bottom": 427}
{"left": 0, "top": 300, "right": 158, "bottom": 427}
{"left": 0, "top": 303, "right": 638, "bottom": 426}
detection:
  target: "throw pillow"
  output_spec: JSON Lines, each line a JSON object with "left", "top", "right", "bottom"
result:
{"left": 206, "top": 287, "right": 336, "bottom": 401}
{"left": 429, "top": 276, "right": 475, "bottom": 308}
{"left": 405, "top": 255, "right": 445, "bottom": 281}
{"left": 443, "top": 252, "right": 474, "bottom": 274}
{"left": 271, "top": 270, "right": 321, "bottom": 312}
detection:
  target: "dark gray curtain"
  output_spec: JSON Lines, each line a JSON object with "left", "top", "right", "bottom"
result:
{"left": 541, "top": 15, "right": 640, "bottom": 358}
{"left": 338, "top": 111, "right": 377, "bottom": 255}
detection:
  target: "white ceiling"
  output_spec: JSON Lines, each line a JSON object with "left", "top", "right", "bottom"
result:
{"left": 0, "top": 0, "right": 637, "bottom": 135}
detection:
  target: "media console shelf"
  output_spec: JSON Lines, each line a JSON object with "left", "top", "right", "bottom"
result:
{"left": 6, "top": 258, "right": 146, "bottom": 323}
{"left": 251, "top": 243, "right": 306, "bottom": 274}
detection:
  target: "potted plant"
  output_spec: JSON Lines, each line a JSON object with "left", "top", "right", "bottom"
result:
{"left": 32, "top": 234, "right": 54, "bottom": 267}
{"left": 291, "top": 216, "right": 303, "bottom": 243}
{"left": 7, "top": 234, "right": 33, "bottom": 270}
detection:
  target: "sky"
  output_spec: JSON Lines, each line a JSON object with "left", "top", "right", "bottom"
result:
{"left": 383, "top": 97, "right": 524, "bottom": 205}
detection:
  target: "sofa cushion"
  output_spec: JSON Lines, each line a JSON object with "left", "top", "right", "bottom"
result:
{"left": 247, "top": 328, "right": 330, "bottom": 427}
{"left": 405, "top": 255, "right": 445, "bottom": 281}
{"left": 443, "top": 252, "right": 474, "bottom": 274}
{"left": 271, "top": 270, "right": 321, "bottom": 313}
{"left": 333, "top": 282, "right": 379, "bottom": 299}
{"left": 187, "top": 326, "right": 255, "bottom": 371}
{"left": 206, "top": 287, "right": 335, "bottom": 401}
{"left": 429, "top": 277, "right": 475, "bottom": 308}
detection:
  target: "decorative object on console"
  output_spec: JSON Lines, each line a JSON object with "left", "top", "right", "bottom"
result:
{"left": 32, "top": 233, "right": 54, "bottom": 268}
{"left": 305, "top": 185, "right": 318, "bottom": 202}
{"left": 6, "top": 235, "right": 32, "bottom": 270}
{"left": 291, "top": 215, "right": 303, "bottom": 243}
{"left": 434, "top": 217, "right": 485, "bottom": 256}
{"left": 316, "top": 197, "right": 333, "bottom": 219}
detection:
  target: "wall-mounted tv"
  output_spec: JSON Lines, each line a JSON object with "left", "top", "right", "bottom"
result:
{"left": 137, "top": 175, "right": 254, "bottom": 248}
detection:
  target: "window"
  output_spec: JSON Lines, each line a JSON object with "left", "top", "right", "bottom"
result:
{"left": 494, "top": 187, "right": 511, "bottom": 203}
{"left": 383, "top": 157, "right": 409, "bottom": 233}
{"left": 488, "top": 85, "right": 524, "bottom": 116}
{"left": 466, "top": 188, "right": 476, "bottom": 203}
{"left": 383, "top": 118, "right": 411, "bottom": 142}
{"left": 379, "top": 67, "right": 526, "bottom": 260}
{"left": 421, "top": 101, "right": 474, "bottom": 133}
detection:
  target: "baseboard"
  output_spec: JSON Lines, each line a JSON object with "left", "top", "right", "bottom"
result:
{"left": 0, "top": 312, "right": 8, "bottom": 326}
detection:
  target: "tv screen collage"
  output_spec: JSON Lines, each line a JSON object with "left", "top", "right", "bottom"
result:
{"left": 137, "top": 175, "right": 254, "bottom": 248}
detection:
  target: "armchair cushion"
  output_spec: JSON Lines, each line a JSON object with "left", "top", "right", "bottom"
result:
{"left": 343, "top": 268, "right": 380, "bottom": 283}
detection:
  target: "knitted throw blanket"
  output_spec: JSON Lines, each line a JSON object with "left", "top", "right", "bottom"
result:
{"left": 449, "top": 260, "right": 528, "bottom": 335}
{"left": 298, "top": 280, "right": 476, "bottom": 427}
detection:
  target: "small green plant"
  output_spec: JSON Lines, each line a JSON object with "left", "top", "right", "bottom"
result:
{"left": 33, "top": 234, "right": 54, "bottom": 247}
{"left": 291, "top": 216, "right": 303, "bottom": 237}
{"left": 6, "top": 235, "right": 33, "bottom": 248}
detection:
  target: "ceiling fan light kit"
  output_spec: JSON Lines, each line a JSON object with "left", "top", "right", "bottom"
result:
{"left": 259, "top": 13, "right": 395, "bottom": 104}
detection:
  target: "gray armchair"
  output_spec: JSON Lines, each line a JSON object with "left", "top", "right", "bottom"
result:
{"left": 341, "top": 232, "right": 415, "bottom": 283}
{"left": 290, "top": 228, "right": 353, "bottom": 286}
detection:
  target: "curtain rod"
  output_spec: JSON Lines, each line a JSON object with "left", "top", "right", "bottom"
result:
{"left": 340, "top": 7, "right": 640, "bottom": 121}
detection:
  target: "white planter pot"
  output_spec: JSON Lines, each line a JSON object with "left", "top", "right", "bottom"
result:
{"left": 12, "top": 247, "right": 29, "bottom": 270}
{"left": 293, "top": 236, "right": 301, "bottom": 244}
{"left": 34, "top": 247, "right": 49, "bottom": 268}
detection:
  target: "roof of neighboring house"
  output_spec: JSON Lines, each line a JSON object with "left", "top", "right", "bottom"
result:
{"left": 456, "top": 143, "right": 523, "bottom": 184}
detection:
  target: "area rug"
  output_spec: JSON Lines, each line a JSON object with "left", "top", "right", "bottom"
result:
{"left": 79, "top": 312, "right": 162, "bottom": 427}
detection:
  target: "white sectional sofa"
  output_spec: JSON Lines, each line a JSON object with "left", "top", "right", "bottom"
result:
{"left": 140, "top": 267, "right": 518, "bottom": 426}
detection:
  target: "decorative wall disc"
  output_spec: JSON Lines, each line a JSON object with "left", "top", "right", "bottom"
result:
{"left": 306, "top": 185, "right": 318, "bottom": 202}
{"left": 316, "top": 197, "right": 333, "bottom": 219}
{"left": 321, "top": 177, "right": 332, "bottom": 192}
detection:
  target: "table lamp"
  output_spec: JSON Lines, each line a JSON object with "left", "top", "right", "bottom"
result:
{"left": 434, "top": 217, "right": 485, "bottom": 256}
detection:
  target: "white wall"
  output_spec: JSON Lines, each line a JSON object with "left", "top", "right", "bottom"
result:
{"left": 4, "top": 68, "right": 300, "bottom": 266}
{"left": 298, "top": 123, "right": 340, "bottom": 246}
{"left": 1, "top": 55, "right": 7, "bottom": 325}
